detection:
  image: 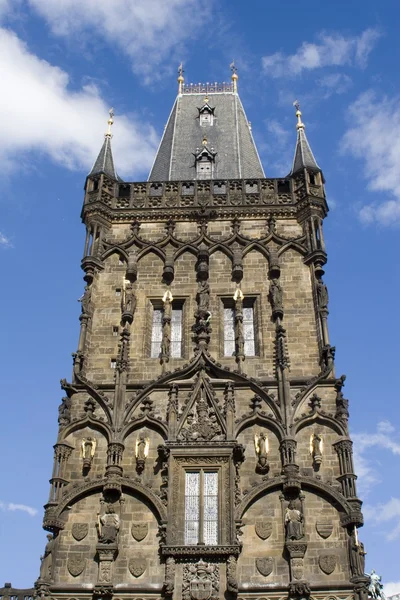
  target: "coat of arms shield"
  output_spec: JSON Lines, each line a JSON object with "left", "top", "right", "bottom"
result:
{"left": 72, "top": 523, "right": 89, "bottom": 541}
{"left": 131, "top": 522, "right": 148, "bottom": 542}
{"left": 316, "top": 520, "right": 333, "bottom": 539}
{"left": 129, "top": 558, "right": 146, "bottom": 578}
{"left": 255, "top": 520, "right": 272, "bottom": 540}
{"left": 67, "top": 555, "right": 85, "bottom": 577}
{"left": 255, "top": 557, "right": 273, "bottom": 577}
{"left": 319, "top": 554, "right": 337, "bottom": 575}
{"left": 190, "top": 576, "right": 213, "bottom": 600}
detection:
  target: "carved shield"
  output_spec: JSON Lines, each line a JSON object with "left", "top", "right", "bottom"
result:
{"left": 291, "top": 558, "right": 303, "bottom": 580}
{"left": 316, "top": 520, "right": 333, "bottom": 539}
{"left": 129, "top": 558, "right": 146, "bottom": 578}
{"left": 67, "top": 555, "right": 85, "bottom": 577}
{"left": 190, "top": 578, "right": 212, "bottom": 600}
{"left": 255, "top": 557, "right": 274, "bottom": 577}
{"left": 72, "top": 523, "right": 89, "bottom": 541}
{"left": 131, "top": 522, "right": 148, "bottom": 542}
{"left": 319, "top": 554, "right": 337, "bottom": 575}
{"left": 255, "top": 520, "right": 272, "bottom": 540}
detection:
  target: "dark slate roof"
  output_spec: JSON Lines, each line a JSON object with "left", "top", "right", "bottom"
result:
{"left": 89, "top": 135, "right": 122, "bottom": 181}
{"left": 149, "top": 89, "right": 264, "bottom": 181}
{"left": 290, "top": 127, "right": 321, "bottom": 175}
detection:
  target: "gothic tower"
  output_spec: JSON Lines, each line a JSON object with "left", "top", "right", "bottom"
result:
{"left": 37, "top": 67, "right": 369, "bottom": 600}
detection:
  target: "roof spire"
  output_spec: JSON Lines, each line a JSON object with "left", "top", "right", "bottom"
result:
{"left": 230, "top": 61, "right": 238, "bottom": 93}
{"left": 177, "top": 63, "right": 184, "bottom": 95}
{"left": 290, "top": 100, "right": 322, "bottom": 176}
{"left": 88, "top": 108, "right": 121, "bottom": 181}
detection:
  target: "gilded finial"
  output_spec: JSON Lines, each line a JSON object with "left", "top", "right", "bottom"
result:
{"left": 106, "top": 108, "right": 114, "bottom": 137}
{"left": 177, "top": 62, "right": 184, "bottom": 95}
{"left": 230, "top": 60, "right": 238, "bottom": 92}
{"left": 202, "top": 135, "right": 208, "bottom": 146}
{"left": 293, "top": 100, "right": 305, "bottom": 130}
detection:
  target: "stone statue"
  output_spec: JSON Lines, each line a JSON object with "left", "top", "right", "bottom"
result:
{"left": 269, "top": 278, "right": 283, "bottom": 312}
{"left": 161, "top": 322, "right": 171, "bottom": 358}
{"left": 81, "top": 437, "right": 96, "bottom": 470}
{"left": 135, "top": 435, "right": 149, "bottom": 473}
{"left": 58, "top": 397, "right": 71, "bottom": 426}
{"left": 39, "top": 534, "right": 55, "bottom": 581}
{"left": 97, "top": 506, "right": 120, "bottom": 544}
{"left": 80, "top": 285, "right": 92, "bottom": 315}
{"left": 368, "top": 570, "right": 386, "bottom": 600}
{"left": 285, "top": 501, "right": 304, "bottom": 540}
{"left": 123, "top": 284, "right": 136, "bottom": 315}
{"left": 254, "top": 432, "right": 269, "bottom": 471}
{"left": 311, "top": 433, "right": 323, "bottom": 467}
{"left": 316, "top": 278, "right": 329, "bottom": 310}
{"left": 197, "top": 280, "right": 210, "bottom": 313}
{"left": 163, "top": 556, "right": 175, "bottom": 596}
{"left": 349, "top": 530, "right": 366, "bottom": 576}
{"left": 235, "top": 317, "right": 244, "bottom": 356}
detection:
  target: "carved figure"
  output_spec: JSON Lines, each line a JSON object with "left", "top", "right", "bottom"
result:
{"left": 285, "top": 501, "right": 304, "bottom": 540}
{"left": 163, "top": 556, "right": 176, "bottom": 596}
{"left": 58, "top": 397, "right": 71, "bottom": 426}
{"left": 197, "top": 280, "right": 210, "bottom": 313}
{"left": 235, "top": 317, "right": 244, "bottom": 356}
{"left": 81, "top": 437, "right": 96, "bottom": 471}
{"left": 80, "top": 285, "right": 92, "bottom": 315}
{"left": 161, "top": 324, "right": 171, "bottom": 359}
{"left": 310, "top": 433, "right": 323, "bottom": 467}
{"left": 122, "top": 283, "right": 137, "bottom": 316}
{"left": 316, "top": 278, "right": 329, "bottom": 310}
{"left": 349, "top": 530, "right": 366, "bottom": 576}
{"left": 178, "top": 394, "right": 222, "bottom": 441}
{"left": 254, "top": 432, "right": 269, "bottom": 471}
{"left": 226, "top": 555, "right": 238, "bottom": 593}
{"left": 269, "top": 278, "right": 283, "bottom": 313}
{"left": 135, "top": 435, "right": 149, "bottom": 473}
{"left": 368, "top": 570, "right": 386, "bottom": 600}
{"left": 97, "top": 506, "right": 120, "bottom": 544}
{"left": 39, "top": 534, "right": 55, "bottom": 581}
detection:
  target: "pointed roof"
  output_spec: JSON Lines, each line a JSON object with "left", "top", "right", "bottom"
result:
{"left": 149, "top": 76, "right": 264, "bottom": 181}
{"left": 89, "top": 109, "right": 122, "bottom": 181}
{"left": 290, "top": 102, "right": 321, "bottom": 176}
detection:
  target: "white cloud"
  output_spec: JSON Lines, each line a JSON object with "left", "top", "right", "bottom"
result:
{"left": 343, "top": 91, "right": 400, "bottom": 226}
{"left": 352, "top": 420, "right": 400, "bottom": 495}
{"left": 0, "top": 501, "right": 38, "bottom": 516}
{"left": 317, "top": 73, "right": 352, "bottom": 97}
{"left": 364, "top": 497, "right": 400, "bottom": 541}
{"left": 262, "top": 29, "right": 381, "bottom": 78}
{"left": 383, "top": 581, "right": 400, "bottom": 597}
{"left": 27, "top": 0, "right": 213, "bottom": 81}
{"left": 261, "top": 119, "right": 292, "bottom": 175}
{"left": 0, "top": 232, "right": 12, "bottom": 248}
{"left": 0, "top": 27, "right": 158, "bottom": 177}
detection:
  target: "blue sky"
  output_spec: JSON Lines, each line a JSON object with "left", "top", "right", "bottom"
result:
{"left": 1, "top": 0, "right": 400, "bottom": 591}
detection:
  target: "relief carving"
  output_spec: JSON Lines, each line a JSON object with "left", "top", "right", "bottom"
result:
{"left": 128, "top": 558, "right": 147, "bottom": 578}
{"left": 255, "top": 557, "right": 274, "bottom": 577}
{"left": 163, "top": 556, "right": 175, "bottom": 596}
{"left": 319, "top": 554, "right": 337, "bottom": 575}
{"left": 316, "top": 520, "right": 333, "bottom": 539}
{"left": 255, "top": 520, "right": 272, "bottom": 540}
{"left": 291, "top": 557, "right": 303, "bottom": 580}
{"left": 131, "top": 522, "right": 148, "bottom": 542}
{"left": 72, "top": 523, "right": 89, "bottom": 541}
{"left": 67, "top": 555, "right": 86, "bottom": 577}
{"left": 182, "top": 560, "right": 219, "bottom": 600}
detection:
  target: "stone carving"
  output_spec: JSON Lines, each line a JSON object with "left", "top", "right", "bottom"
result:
{"left": 197, "top": 280, "right": 210, "bottom": 314}
{"left": 349, "top": 529, "right": 366, "bottom": 576}
{"left": 121, "top": 282, "right": 137, "bottom": 324}
{"left": 79, "top": 285, "right": 92, "bottom": 315}
{"left": 97, "top": 505, "right": 120, "bottom": 544}
{"left": 126, "top": 249, "right": 138, "bottom": 282}
{"left": 58, "top": 397, "right": 71, "bottom": 426}
{"left": 289, "top": 581, "right": 311, "bottom": 598}
{"left": 99, "top": 561, "right": 112, "bottom": 583}
{"left": 39, "top": 534, "right": 55, "bottom": 581}
{"left": 368, "top": 570, "right": 387, "bottom": 600}
{"left": 254, "top": 432, "right": 269, "bottom": 473}
{"left": 285, "top": 501, "right": 304, "bottom": 540}
{"left": 128, "top": 558, "right": 147, "bottom": 578}
{"left": 161, "top": 290, "right": 173, "bottom": 362}
{"left": 178, "top": 393, "right": 222, "bottom": 442}
{"left": 256, "top": 557, "right": 274, "bottom": 577}
{"left": 310, "top": 432, "right": 323, "bottom": 468}
{"left": 291, "top": 557, "right": 303, "bottom": 580}
{"left": 269, "top": 278, "right": 283, "bottom": 319}
{"left": 182, "top": 560, "right": 219, "bottom": 600}
{"left": 163, "top": 556, "right": 175, "bottom": 596}
{"left": 67, "top": 555, "right": 86, "bottom": 577}
{"left": 319, "top": 554, "right": 337, "bottom": 575}
{"left": 255, "top": 520, "right": 272, "bottom": 540}
{"left": 131, "top": 522, "right": 148, "bottom": 542}
{"left": 315, "top": 520, "right": 333, "bottom": 539}
{"left": 72, "top": 523, "right": 89, "bottom": 541}
{"left": 135, "top": 435, "right": 149, "bottom": 473}
{"left": 316, "top": 278, "right": 329, "bottom": 310}
{"left": 81, "top": 437, "right": 96, "bottom": 471}
{"left": 226, "top": 555, "right": 238, "bottom": 593}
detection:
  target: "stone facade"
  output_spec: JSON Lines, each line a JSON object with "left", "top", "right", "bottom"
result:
{"left": 36, "top": 83, "right": 369, "bottom": 600}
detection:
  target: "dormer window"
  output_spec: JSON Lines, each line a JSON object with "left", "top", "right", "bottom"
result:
{"left": 194, "top": 139, "right": 217, "bottom": 180}
{"left": 198, "top": 97, "right": 215, "bottom": 127}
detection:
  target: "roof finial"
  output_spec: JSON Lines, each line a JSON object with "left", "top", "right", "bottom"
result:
{"left": 177, "top": 62, "right": 184, "bottom": 95}
{"left": 230, "top": 61, "right": 238, "bottom": 93}
{"left": 202, "top": 135, "right": 208, "bottom": 146}
{"left": 106, "top": 108, "right": 114, "bottom": 137}
{"left": 293, "top": 100, "right": 305, "bottom": 130}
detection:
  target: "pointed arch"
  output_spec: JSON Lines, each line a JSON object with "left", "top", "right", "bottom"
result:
{"left": 60, "top": 417, "right": 112, "bottom": 443}
{"left": 137, "top": 246, "right": 166, "bottom": 262}
{"left": 121, "top": 415, "right": 168, "bottom": 441}
{"left": 101, "top": 247, "right": 129, "bottom": 263}
{"left": 235, "top": 413, "right": 285, "bottom": 440}
{"left": 242, "top": 242, "right": 270, "bottom": 261}
{"left": 291, "top": 412, "right": 346, "bottom": 437}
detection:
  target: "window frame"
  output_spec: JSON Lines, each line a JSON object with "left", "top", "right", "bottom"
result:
{"left": 184, "top": 467, "right": 221, "bottom": 546}
{"left": 148, "top": 298, "right": 187, "bottom": 359}
{"left": 220, "top": 295, "right": 260, "bottom": 358}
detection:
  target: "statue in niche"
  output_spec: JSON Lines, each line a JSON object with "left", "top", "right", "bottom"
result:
{"left": 316, "top": 278, "right": 329, "bottom": 310}
{"left": 122, "top": 283, "right": 137, "bottom": 315}
{"left": 285, "top": 501, "right": 304, "bottom": 540}
{"left": 161, "top": 322, "right": 171, "bottom": 358}
{"left": 349, "top": 529, "right": 366, "bottom": 576}
{"left": 135, "top": 435, "right": 149, "bottom": 473}
{"left": 58, "top": 397, "right": 71, "bottom": 426}
{"left": 81, "top": 437, "right": 96, "bottom": 471}
{"left": 97, "top": 505, "right": 120, "bottom": 544}
{"left": 254, "top": 432, "right": 269, "bottom": 472}
{"left": 197, "top": 280, "right": 210, "bottom": 313}
{"left": 79, "top": 285, "right": 92, "bottom": 315}
{"left": 368, "top": 570, "right": 386, "bottom": 600}
{"left": 269, "top": 278, "right": 283, "bottom": 313}
{"left": 310, "top": 433, "right": 323, "bottom": 468}
{"left": 39, "top": 534, "right": 55, "bottom": 581}
{"left": 235, "top": 317, "right": 244, "bottom": 356}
